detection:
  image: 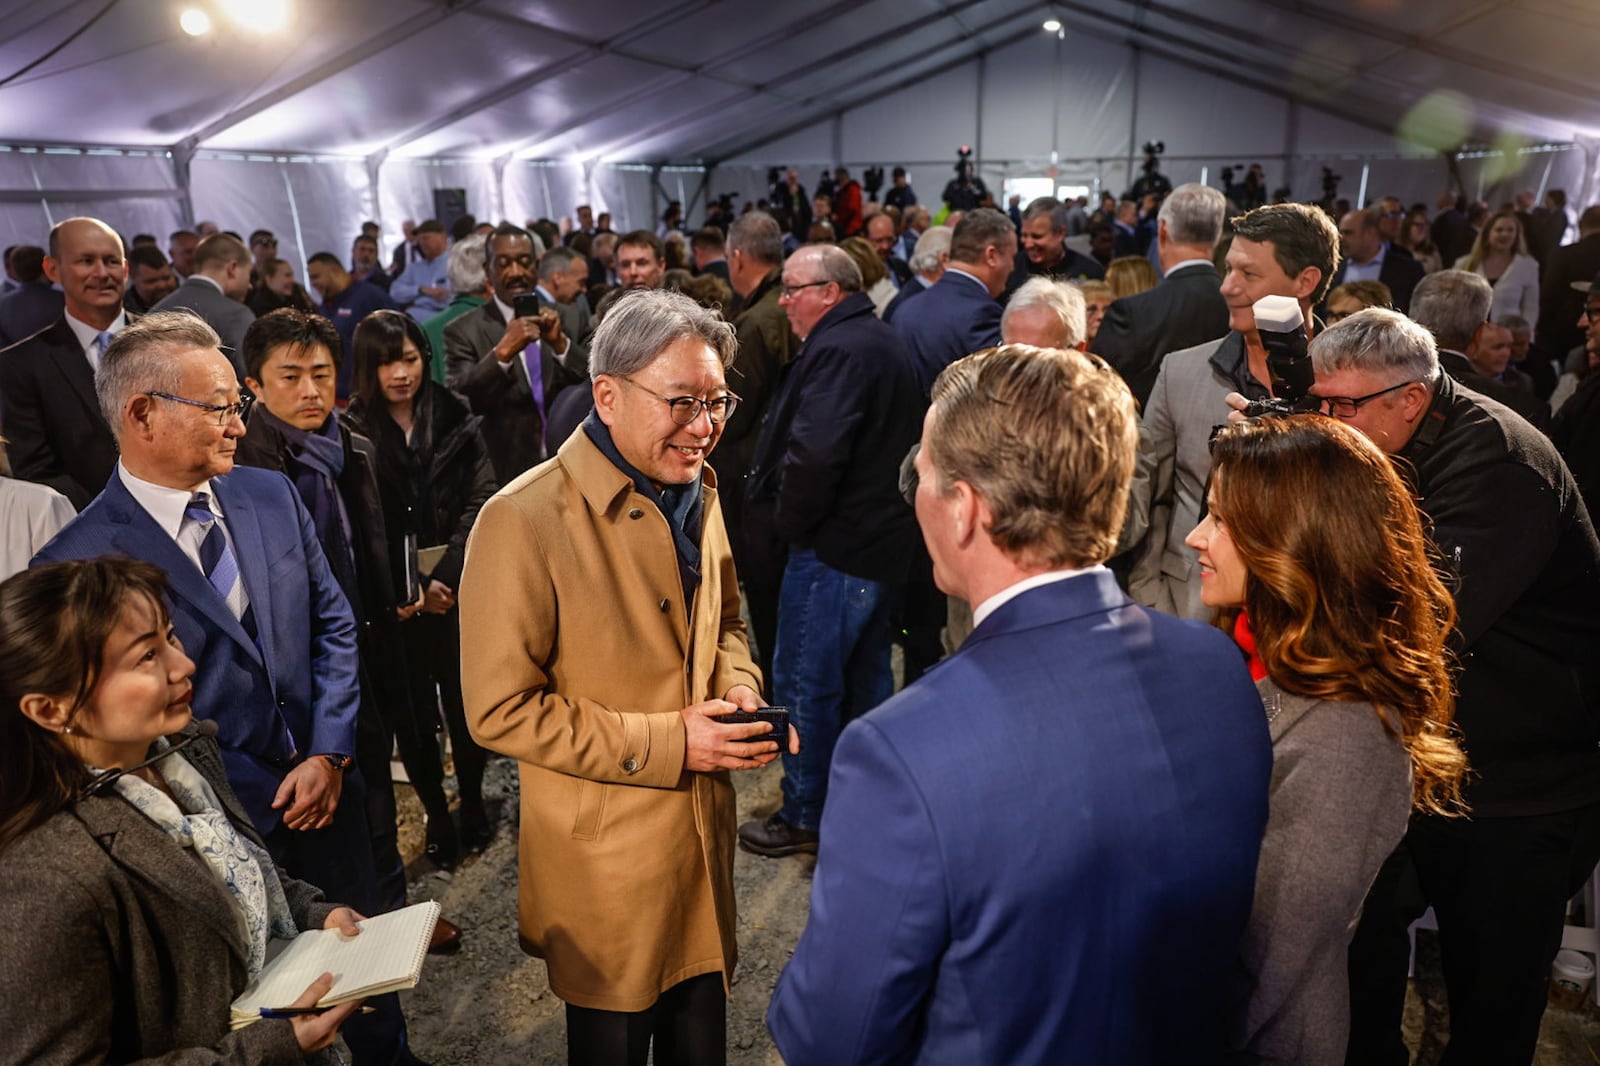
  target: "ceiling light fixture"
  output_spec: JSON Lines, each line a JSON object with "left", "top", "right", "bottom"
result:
{"left": 179, "top": 8, "right": 213, "bottom": 35}
{"left": 1042, "top": 18, "right": 1062, "bottom": 32}
{"left": 217, "top": 0, "right": 293, "bottom": 33}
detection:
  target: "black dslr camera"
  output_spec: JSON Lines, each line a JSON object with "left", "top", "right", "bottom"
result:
{"left": 1242, "top": 295, "right": 1323, "bottom": 417}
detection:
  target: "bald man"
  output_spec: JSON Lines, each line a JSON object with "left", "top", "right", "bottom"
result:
{"left": 0, "top": 217, "right": 126, "bottom": 508}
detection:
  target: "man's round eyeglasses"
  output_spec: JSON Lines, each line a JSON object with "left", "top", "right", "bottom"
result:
{"left": 147, "top": 390, "right": 255, "bottom": 426}
{"left": 779, "top": 280, "right": 831, "bottom": 299}
{"left": 1312, "top": 380, "right": 1415, "bottom": 419}
{"left": 618, "top": 377, "right": 739, "bottom": 425}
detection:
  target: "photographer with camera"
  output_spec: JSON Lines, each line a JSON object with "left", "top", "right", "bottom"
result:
{"left": 940, "top": 147, "right": 988, "bottom": 215}
{"left": 1128, "top": 203, "right": 1339, "bottom": 621}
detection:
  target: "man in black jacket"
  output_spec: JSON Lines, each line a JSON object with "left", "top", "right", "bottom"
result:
{"left": 1091, "top": 182, "right": 1228, "bottom": 409}
{"left": 1300, "top": 310, "right": 1600, "bottom": 1066}
{"left": 739, "top": 245, "right": 925, "bottom": 858}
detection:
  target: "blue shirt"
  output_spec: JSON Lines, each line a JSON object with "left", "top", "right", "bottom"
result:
{"left": 318, "top": 279, "right": 396, "bottom": 397}
{"left": 390, "top": 252, "right": 450, "bottom": 321}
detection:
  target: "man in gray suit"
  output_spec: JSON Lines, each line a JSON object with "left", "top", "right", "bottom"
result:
{"left": 151, "top": 232, "right": 254, "bottom": 380}
{"left": 1129, "top": 202, "right": 1340, "bottom": 620}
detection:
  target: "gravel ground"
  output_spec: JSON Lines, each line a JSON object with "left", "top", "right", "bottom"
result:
{"left": 394, "top": 756, "right": 1600, "bottom": 1065}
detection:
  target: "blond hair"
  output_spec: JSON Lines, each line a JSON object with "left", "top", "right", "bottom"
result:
{"left": 926, "top": 345, "right": 1137, "bottom": 569}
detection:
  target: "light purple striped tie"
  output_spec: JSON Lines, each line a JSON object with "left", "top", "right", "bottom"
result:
{"left": 185, "top": 493, "right": 239, "bottom": 606}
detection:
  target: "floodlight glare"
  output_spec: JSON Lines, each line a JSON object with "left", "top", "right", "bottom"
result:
{"left": 219, "top": 0, "right": 292, "bottom": 33}
{"left": 179, "top": 8, "right": 212, "bottom": 35}
{"left": 1042, "top": 18, "right": 1062, "bottom": 32}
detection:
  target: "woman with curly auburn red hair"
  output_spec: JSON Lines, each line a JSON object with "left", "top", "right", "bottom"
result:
{"left": 1186, "top": 413, "right": 1467, "bottom": 1065}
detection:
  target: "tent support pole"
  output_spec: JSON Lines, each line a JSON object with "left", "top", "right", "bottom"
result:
{"left": 172, "top": 138, "right": 197, "bottom": 228}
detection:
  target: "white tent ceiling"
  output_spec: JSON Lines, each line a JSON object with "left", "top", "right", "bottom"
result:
{"left": 0, "top": 0, "right": 1596, "bottom": 165}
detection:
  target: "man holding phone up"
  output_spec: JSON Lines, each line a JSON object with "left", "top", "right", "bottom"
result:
{"left": 444, "top": 223, "right": 586, "bottom": 484}
{"left": 460, "top": 289, "right": 797, "bottom": 1065}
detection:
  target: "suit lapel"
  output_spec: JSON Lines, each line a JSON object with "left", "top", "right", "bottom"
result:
{"left": 42, "top": 319, "right": 101, "bottom": 418}
{"left": 74, "top": 796, "right": 251, "bottom": 965}
{"left": 103, "top": 477, "right": 264, "bottom": 665}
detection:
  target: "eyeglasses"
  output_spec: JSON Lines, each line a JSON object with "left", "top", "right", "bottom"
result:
{"left": 1311, "top": 380, "right": 1415, "bottom": 419}
{"left": 778, "top": 280, "right": 831, "bottom": 299}
{"left": 147, "top": 390, "right": 254, "bottom": 426}
{"left": 618, "top": 377, "right": 740, "bottom": 425}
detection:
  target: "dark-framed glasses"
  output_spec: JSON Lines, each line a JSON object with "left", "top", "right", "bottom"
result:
{"left": 618, "top": 377, "right": 740, "bottom": 425}
{"left": 778, "top": 280, "right": 830, "bottom": 299}
{"left": 147, "top": 390, "right": 254, "bottom": 426}
{"left": 1312, "top": 380, "right": 1415, "bottom": 419}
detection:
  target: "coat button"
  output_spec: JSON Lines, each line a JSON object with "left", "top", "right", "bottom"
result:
{"left": 629, "top": 508, "right": 644, "bottom": 519}
{"left": 623, "top": 757, "right": 639, "bottom": 774}
{"left": 658, "top": 598, "right": 670, "bottom": 612}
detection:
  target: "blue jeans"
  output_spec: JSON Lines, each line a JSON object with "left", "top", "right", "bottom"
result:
{"left": 774, "top": 549, "right": 896, "bottom": 831}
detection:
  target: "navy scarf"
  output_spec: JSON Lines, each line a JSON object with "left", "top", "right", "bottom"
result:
{"left": 255, "top": 407, "right": 360, "bottom": 609}
{"left": 582, "top": 411, "right": 703, "bottom": 610}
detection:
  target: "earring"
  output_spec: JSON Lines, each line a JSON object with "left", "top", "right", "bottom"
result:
{"left": 62, "top": 726, "right": 73, "bottom": 735}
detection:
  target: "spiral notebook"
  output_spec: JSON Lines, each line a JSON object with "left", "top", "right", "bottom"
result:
{"left": 229, "top": 900, "right": 441, "bottom": 1029}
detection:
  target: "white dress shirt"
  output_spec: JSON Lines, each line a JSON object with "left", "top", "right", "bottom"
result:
{"left": 971, "top": 564, "right": 1106, "bottom": 630}
{"left": 117, "top": 462, "right": 250, "bottom": 618}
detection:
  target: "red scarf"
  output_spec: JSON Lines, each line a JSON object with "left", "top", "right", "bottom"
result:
{"left": 1233, "top": 610, "right": 1268, "bottom": 681}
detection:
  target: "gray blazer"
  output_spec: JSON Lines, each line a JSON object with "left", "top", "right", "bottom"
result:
{"left": 152, "top": 276, "right": 255, "bottom": 380}
{"left": 0, "top": 726, "right": 336, "bottom": 1065}
{"left": 1232, "top": 679, "right": 1412, "bottom": 1066}
{"left": 1128, "top": 332, "right": 1262, "bottom": 621}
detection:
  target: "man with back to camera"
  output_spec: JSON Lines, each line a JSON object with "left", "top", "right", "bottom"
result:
{"left": 1229, "top": 308, "right": 1600, "bottom": 1066}
{"left": 766, "top": 343, "right": 1271, "bottom": 1064}
{"left": 0, "top": 244, "right": 63, "bottom": 345}
{"left": 882, "top": 225, "right": 952, "bottom": 326}
{"left": 1091, "top": 182, "right": 1230, "bottom": 409}
{"left": 1410, "top": 270, "right": 1551, "bottom": 432}
{"left": 894, "top": 207, "right": 1017, "bottom": 398}
{"left": 458, "top": 288, "right": 796, "bottom": 1064}
{"left": 0, "top": 217, "right": 128, "bottom": 510}
{"left": 33, "top": 310, "right": 427, "bottom": 1064}
{"left": 151, "top": 232, "right": 255, "bottom": 380}
{"left": 1129, "top": 201, "right": 1340, "bottom": 621}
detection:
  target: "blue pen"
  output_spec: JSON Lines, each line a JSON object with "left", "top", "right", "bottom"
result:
{"left": 258, "top": 1005, "right": 375, "bottom": 1019}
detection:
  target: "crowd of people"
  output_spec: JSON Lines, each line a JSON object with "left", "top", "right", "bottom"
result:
{"left": 0, "top": 163, "right": 1597, "bottom": 1066}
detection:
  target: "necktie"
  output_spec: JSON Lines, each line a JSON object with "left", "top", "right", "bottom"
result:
{"left": 90, "top": 331, "right": 111, "bottom": 370}
{"left": 184, "top": 492, "right": 248, "bottom": 623}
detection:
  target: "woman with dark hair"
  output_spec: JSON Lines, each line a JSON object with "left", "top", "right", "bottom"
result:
{"left": 1186, "top": 415, "right": 1468, "bottom": 1065}
{"left": 344, "top": 310, "right": 497, "bottom": 868}
{"left": 1399, "top": 204, "right": 1443, "bottom": 274}
{"left": 0, "top": 558, "right": 363, "bottom": 1063}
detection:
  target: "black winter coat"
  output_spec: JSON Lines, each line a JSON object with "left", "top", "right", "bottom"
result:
{"left": 745, "top": 292, "right": 926, "bottom": 585}
{"left": 344, "top": 382, "right": 498, "bottom": 596}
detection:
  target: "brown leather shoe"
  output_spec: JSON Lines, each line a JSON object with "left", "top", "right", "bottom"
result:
{"left": 427, "top": 916, "right": 463, "bottom": 955}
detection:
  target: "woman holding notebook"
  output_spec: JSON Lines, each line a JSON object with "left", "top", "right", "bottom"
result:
{"left": 0, "top": 558, "right": 364, "bottom": 1064}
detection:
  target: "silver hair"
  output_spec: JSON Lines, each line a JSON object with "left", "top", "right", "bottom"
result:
{"left": 447, "top": 234, "right": 487, "bottom": 295}
{"left": 1495, "top": 313, "right": 1531, "bottom": 334}
{"left": 1001, "top": 277, "right": 1087, "bottom": 349}
{"left": 1309, "top": 306, "right": 1440, "bottom": 384}
{"left": 909, "top": 226, "right": 953, "bottom": 275}
{"left": 726, "top": 211, "right": 783, "bottom": 267}
{"left": 589, "top": 288, "right": 738, "bottom": 379}
{"left": 802, "top": 244, "right": 863, "bottom": 292}
{"left": 1157, "top": 183, "right": 1226, "bottom": 246}
{"left": 538, "top": 245, "right": 580, "bottom": 280}
{"left": 96, "top": 311, "right": 219, "bottom": 439}
{"left": 1409, "top": 270, "right": 1493, "bottom": 351}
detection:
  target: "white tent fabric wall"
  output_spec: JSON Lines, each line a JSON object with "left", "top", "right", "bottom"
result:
{"left": 0, "top": 149, "right": 182, "bottom": 251}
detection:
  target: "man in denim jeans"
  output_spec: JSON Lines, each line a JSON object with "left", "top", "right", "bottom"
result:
{"left": 739, "top": 245, "right": 926, "bottom": 856}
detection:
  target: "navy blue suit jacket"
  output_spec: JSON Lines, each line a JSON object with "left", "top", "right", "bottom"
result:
{"left": 34, "top": 466, "right": 359, "bottom": 831}
{"left": 893, "top": 270, "right": 1001, "bottom": 398}
{"left": 768, "top": 571, "right": 1271, "bottom": 1065}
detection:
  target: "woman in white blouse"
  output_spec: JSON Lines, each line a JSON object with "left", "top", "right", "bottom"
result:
{"left": 1454, "top": 209, "right": 1540, "bottom": 328}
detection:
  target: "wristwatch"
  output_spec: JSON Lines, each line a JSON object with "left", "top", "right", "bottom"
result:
{"left": 321, "top": 753, "right": 354, "bottom": 772}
